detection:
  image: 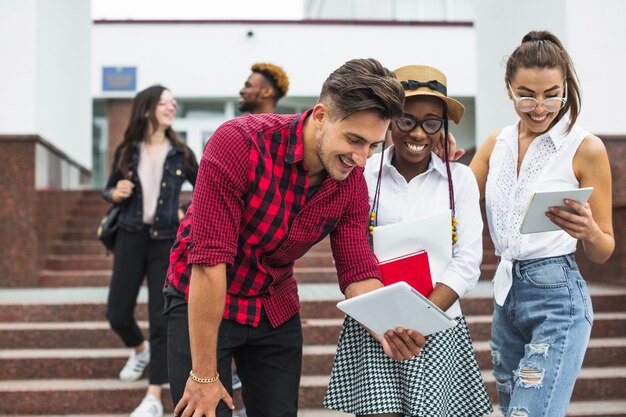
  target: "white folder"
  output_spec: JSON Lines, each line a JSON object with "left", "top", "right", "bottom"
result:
{"left": 371, "top": 210, "right": 461, "bottom": 317}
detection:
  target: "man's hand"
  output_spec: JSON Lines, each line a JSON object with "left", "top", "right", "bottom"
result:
{"left": 174, "top": 377, "right": 234, "bottom": 417}
{"left": 179, "top": 264, "right": 230, "bottom": 416}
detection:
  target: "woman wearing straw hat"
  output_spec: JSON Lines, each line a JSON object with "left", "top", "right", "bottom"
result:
{"left": 471, "top": 31, "right": 613, "bottom": 417}
{"left": 323, "top": 65, "right": 492, "bottom": 416}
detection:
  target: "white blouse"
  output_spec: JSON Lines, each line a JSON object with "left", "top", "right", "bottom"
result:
{"left": 485, "top": 115, "right": 589, "bottom": 305}
{"left": 364, "top": 146, "right": 483, "bottom": 303}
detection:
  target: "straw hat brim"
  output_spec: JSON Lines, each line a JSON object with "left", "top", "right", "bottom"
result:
{"left": 394, "top": 65, "right": 465, "bottom": 124}
{"left": 404, "top": 89, "right": 465, "bottom": 125}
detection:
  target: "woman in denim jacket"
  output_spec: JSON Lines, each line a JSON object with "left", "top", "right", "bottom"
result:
{"left": 471, "top": 31, "right": 614, "bottom": 417}
{"left": 102, "top": 85, "right": 197, "bottom": 417}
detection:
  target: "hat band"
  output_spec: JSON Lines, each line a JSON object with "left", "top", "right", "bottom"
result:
{"left": 401, "top": 80, "right": 447, "bottom": 96}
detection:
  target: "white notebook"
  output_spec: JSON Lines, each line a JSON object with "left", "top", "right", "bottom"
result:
{"left": 337, "top": 282, "right": 457, "bottom": 336}
{"left": 520, "top": 187, "right": 594, "bottom": 234}
{"left": 371, "top": 210, "right": 462, "bottom": 318}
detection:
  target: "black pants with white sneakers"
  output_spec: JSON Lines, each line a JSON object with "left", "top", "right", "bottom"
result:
{"left": 106, "top": 226, "right": 172, "bottom": 385}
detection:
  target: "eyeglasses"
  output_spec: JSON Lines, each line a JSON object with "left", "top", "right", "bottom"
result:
{"left": 395, "top": 115, "right": 445, "bottom": 135}
{"left": 507, "top": 83, "right": 567, "bottom": 113}
{"left": 158, "top": 99, "right": 179, "bottom": 110}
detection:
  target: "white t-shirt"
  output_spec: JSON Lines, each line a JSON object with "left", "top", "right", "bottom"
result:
{"left": 138, "top": 140, "right": 172, "bottom": 224}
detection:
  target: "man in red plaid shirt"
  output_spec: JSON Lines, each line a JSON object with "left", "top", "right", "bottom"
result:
{"left": 165, "top": 58, "right": 426, "bottom": 417}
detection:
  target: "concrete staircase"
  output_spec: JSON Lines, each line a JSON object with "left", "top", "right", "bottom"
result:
{"left": 1, "top": 190, "right": 626, "bottom": 416}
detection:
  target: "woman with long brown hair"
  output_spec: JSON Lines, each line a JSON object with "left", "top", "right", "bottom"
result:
{"left": 102, "top": 85, "right": 197, "bottom": 417}
{"left": 471, "top": 31, "right": 614, "bottom": 416}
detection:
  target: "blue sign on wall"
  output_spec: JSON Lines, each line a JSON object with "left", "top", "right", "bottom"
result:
{"left": 102, "top": 67, "right": 137, "bottom": 91}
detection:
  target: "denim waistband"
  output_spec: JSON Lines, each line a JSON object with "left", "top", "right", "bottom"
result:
{"left": 512, "top": 253, "right": 577, "bottom": 273}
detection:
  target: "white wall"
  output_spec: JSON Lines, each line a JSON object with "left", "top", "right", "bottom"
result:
{"left": 474, "top": 0, "right": 567, "bottom": 145}
{"left": 0, "top": 0, "right": 38, "bottom": 132}
{"left": 567, "top": 0, "right": 626, "bottom": 135}
{"left": 36, "top": 0, "right": 92, "bottom": 168}
{"left": 475, "top": 0, "right": 626, "bottom": 144}
{"left": 91, "top": 22, "right": 475, "bottom": 100}
{"left": 0, "top": 0, "right": 92, "bottom": 169}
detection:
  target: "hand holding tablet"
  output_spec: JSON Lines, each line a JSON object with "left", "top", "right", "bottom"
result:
{"left": 337, "top": 282, "right": 457, "bottom": 337}
{"left": 520, "top": 187, "right": 594, "bottom": 234}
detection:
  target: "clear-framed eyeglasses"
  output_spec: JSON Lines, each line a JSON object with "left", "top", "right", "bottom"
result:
{"left": 158, "top": 99, "right": 179, "bottom": 110}
{"left": 507, "top": 82, "right": 567, "bottom": 113}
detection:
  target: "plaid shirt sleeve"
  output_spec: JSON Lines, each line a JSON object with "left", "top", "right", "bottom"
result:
{"left": 188, "top": 122, "right": 251, "bottom": 267}
{"left": 330, "top": 170, "right": 381, "bottom": 293}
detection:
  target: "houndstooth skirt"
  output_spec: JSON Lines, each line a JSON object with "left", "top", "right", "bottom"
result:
{"left": 323, "top": 315, "right": 493, "bottom": 416}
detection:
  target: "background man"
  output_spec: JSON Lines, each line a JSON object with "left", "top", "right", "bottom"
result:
{"left": 238, "top": 62, "right": 289, "bottom": 114}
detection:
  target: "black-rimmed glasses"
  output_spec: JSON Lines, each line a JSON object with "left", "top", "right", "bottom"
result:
{"left": 395, "top": 115, "right": 445, "bottom": 134}
{"left": 508, "top": 83, "right": 567, "bottom": 113}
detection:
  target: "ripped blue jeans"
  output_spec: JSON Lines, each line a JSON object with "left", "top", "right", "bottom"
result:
{"left": 491, "top": 254, "right": 593, "bottom": 417}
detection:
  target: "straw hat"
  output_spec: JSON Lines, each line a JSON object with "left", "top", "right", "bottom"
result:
{"left": 394, "top": 65, "right": 465, "bottom": 124}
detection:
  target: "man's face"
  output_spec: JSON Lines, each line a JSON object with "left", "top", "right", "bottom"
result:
{"left": 314, "top": 107, "right": 389, "bottom": 181}
{"left": 238, "top": 72, "right": 269, "bottom": 113}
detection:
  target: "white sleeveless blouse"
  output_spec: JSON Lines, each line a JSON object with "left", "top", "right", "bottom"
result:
{"left": 485, "top": 115, "right": 590, "bottom": 305}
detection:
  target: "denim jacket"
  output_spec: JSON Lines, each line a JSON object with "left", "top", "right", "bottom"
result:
{"left": 102, "top": 139, "right": 198, "bottom": 240}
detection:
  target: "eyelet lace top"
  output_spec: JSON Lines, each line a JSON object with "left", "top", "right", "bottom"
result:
{"left": 485, "top": 115, "right": 589, "bottom": 305}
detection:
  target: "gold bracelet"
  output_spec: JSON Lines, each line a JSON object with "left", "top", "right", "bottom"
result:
{"left": 189, "top": 370, "right": 220, "bottom": 384}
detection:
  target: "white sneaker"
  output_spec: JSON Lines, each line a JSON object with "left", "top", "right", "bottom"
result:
{"left": 232, "top": 373, "right": 242, "bottom": 390}
{"left": 129, "top": 394, "right": 163, "bottom": 417}
{"left": 119, "top": 341, "right": 150, "bottom": 382}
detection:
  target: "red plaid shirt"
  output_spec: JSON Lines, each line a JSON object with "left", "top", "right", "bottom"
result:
{"left": 164, "top": 111, "right": 380, "bottom": 328}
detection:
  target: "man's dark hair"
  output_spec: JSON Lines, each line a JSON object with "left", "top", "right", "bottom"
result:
{"left": 319, "top": 58, "right": 405, "bottom": 121}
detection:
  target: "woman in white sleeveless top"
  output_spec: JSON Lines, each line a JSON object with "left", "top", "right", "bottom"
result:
{"left": 471, "top": 31, "right": 614, "bottom": 417}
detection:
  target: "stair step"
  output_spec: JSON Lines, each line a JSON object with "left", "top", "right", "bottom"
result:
{"left": 43, "top": 251, "right": 338, "bottom": 271}
{"left": 0, "top": 349, "right": 138, "bottom": 380}
{"left": 4, "top": 336, "right": 626, "bottom": 381}
{"left": 2, "top": 313, "right": 624, "bottom": 348}
{"left": 0, "top": 379, "right": 172, "bottom": 414}
{"left": 8, "top": 283, "right": 626, "bottom": 321}
{"left": 45, "top": 255, "right": 113, "bottom": 270}
{"left": 297, "top": 369, "right": 626, "bottom": 409}
{"left": 65, "top": 217, "right": 102, "bottom": 228}
{"left": 48, "top": 241, "right": 108, "bottom": 256}
{"left": 36, "top": 266, "right": 338, "bottom": 287}
{"left": 0, "top": 412, "right": 353, "bottom": 417}
{"left": 38, "top": 270, "right": 112, "bottom": 287}
{"left": 0, "top": 346, "right": 338, "bottom": 380}
{"left": 482, "top": 367, "right": 626, "bottom": 402}
{"left": 0, "top": 320, "right": 345, "bottom": 348}
{"left": 0, "top": 374, "right": 625, "bottom": 416}
{"left": 473, "top": 338, "right": 626, "bottom": 369}
{"left": 70, "top": 207, "right": 111, "bottom": 217}
{"left": 479, "top": 263, "right": 497, "bottom": 280}
{"left": 294, "top": 253, "right": 335, "bottom": 268}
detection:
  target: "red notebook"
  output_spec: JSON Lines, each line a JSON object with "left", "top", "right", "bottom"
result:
{"left": 377, "top": 250, "right": 433, "bottom": 297}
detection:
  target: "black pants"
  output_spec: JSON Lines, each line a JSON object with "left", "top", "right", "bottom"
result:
{"left": 167, "top": 302, "right": 303, "bottom": 417}
{"left": 106, "top": 227, "right": 172, "bottom": 385}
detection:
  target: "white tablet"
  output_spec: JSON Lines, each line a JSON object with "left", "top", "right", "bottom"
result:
{"left": 520, "top": 187, "right": 594, "bottom": 234}
{"left": 336, "top": 282, "right": 457, "bottom": 336}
